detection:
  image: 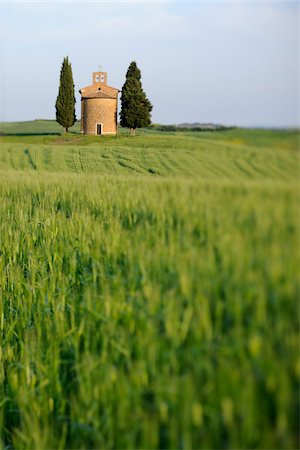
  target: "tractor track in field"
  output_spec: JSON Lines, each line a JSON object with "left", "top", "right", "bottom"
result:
{"left": 24, "top": 148, "right": 37, "bottom": 170}
{"left": 117, "top": 159, "right": 145, "bottom": 174}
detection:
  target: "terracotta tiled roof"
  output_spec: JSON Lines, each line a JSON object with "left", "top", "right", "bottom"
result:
{"left": 79, "top": 83, "right": 119, "bottom": 99}
{"left": 81, "top": 91, "right": 115, "bottom": 99}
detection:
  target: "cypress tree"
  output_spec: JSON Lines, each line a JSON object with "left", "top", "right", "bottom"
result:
{"left": 55, "top": 57, "right": 76, "bottom": 133}
{"left": 120, "top": 61, "right": 152, "bottom": 136}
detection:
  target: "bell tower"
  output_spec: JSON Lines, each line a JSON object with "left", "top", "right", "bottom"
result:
{"left": 92, "top": 71, "right": 107, "bottom": 86}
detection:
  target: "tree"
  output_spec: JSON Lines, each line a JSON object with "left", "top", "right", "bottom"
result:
{"left": 120, "top": 61, "right": 152, "bottom": 136}
{"left": 55, "top": 57, "right": 76, "bottom": 133}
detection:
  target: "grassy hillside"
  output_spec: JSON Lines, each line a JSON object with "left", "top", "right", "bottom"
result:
{"left": 0, "top": 119, "right": 81, "bottom": 135}
{"left": 0, "top": 127, "right": 298, "bottom": 180}
{"left": 0, "top": 123, "right": 299, "bottom": 449}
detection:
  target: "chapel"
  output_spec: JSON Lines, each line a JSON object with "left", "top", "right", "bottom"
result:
{"left": 79, "top": 71, "right": 119, "bottom": 135}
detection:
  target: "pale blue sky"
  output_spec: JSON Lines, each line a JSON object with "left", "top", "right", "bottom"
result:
{"left": 1, "top": 1, "right": 299, "bottom": 127}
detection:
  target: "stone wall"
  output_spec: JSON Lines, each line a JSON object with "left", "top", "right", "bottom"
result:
{"left": 81, "top": 98, "right": 118, "bottom": 135}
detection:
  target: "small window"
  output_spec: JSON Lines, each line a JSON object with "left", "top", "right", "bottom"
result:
{"left": 95, "top": 75, "right": 99, "bottom": 82}
{"left": 100, "top": 75, "right": 105, "bottom": 82}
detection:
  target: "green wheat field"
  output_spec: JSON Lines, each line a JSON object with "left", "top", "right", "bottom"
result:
{"left": 0, "top": 121, "right": 299, "bottom": 449}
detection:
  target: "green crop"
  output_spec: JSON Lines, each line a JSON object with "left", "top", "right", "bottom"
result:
{"left": 0, "top": 127, "right": 299, "bottom": 449}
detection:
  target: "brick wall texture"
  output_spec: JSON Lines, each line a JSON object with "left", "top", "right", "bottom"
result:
{"left": 81, "top": 98, "right": 118, "bottom": 135}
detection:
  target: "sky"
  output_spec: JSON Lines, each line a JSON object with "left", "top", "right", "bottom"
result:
{"left": 0, "top": 0, "right": 299, "bottom": 127}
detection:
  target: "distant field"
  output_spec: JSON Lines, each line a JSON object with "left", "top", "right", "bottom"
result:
{"left": 0, "top": 122, "right": 299, "bottom": 449}
{"left": 0, "top": 119, "right": 81, "bottom": 135}
{"left": 0, "top": 123, "right": 298, "bottom": 179}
